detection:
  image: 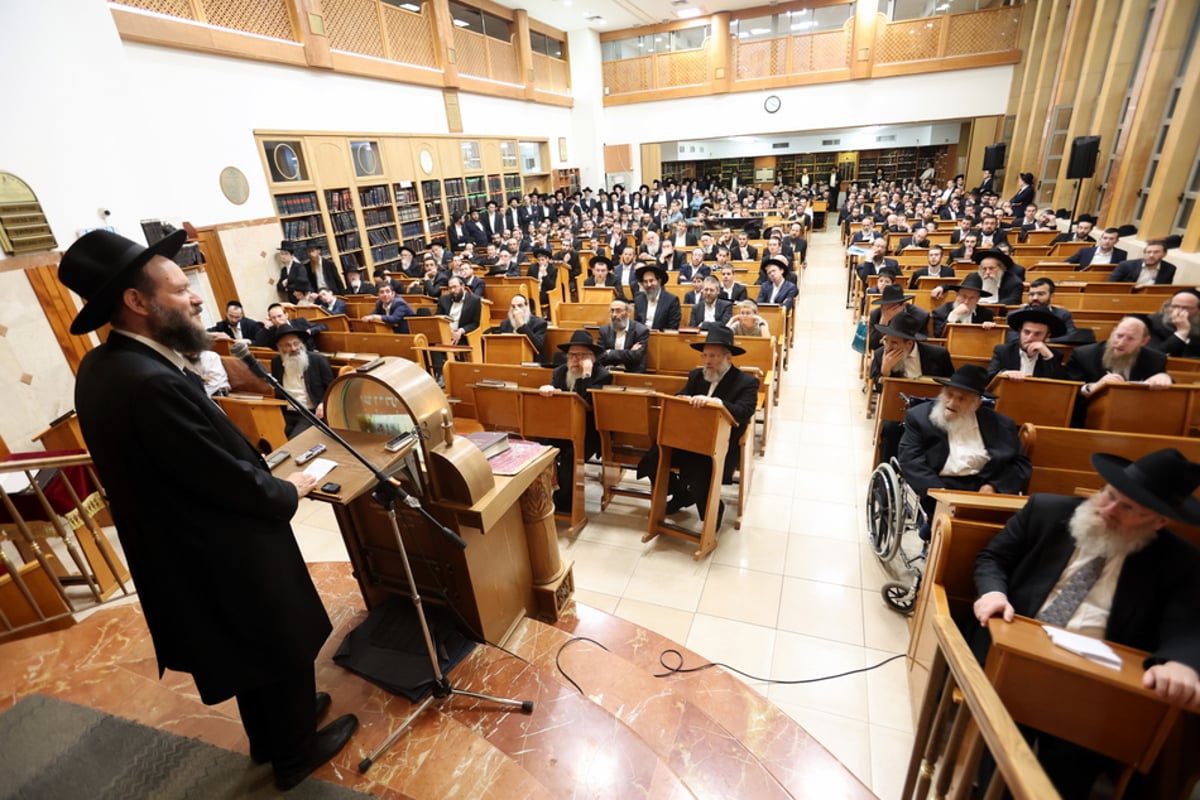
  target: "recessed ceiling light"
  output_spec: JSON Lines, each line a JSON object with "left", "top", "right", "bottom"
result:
{"left": 676, "top": 7, "right": 701, "bottom": 18}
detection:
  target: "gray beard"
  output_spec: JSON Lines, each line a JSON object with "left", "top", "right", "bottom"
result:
{"left": 282, "top": 349, "right": 309, "bottom": 378}
{"left": 611, "top": 317, "right": 627, "bottom": 332}
{"left": 928, "top": 398, "right": 974, "bottom": 436}
{"left": 565, "top": 368, "right": 586, "bottom": 385}
{"left": 1101, "top": 347, "right": 1138, "bottom": 375}
{"left": 702, "top": 364, "right": 730, "bottom": 384}
{"left": 645, "top": 287, "right": 661, "bottom": 302}
{"left": 981, "top": 275, "right": 1000, "bottom": 296}
{"left": 1069, "top": 494, "right": 1157, "bottom": 560}
{"left": 1160, "top": 308, "right": 1200, "bottom": 338}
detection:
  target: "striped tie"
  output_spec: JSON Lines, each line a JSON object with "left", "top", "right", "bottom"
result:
{"left": 1037, "top": 556, "right": 1106, "bottom": 627}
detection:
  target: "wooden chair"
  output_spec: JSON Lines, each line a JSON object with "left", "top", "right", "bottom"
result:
{"left": 590, "top": 387, "right": 660, "bottom": 511}
{"left": 442, "top": 361, "right": 552, "bottom": 420}
{"left": 986, "top": 375, "right": 1080, "bottom": 427}
{"left": 483, "top": 333, "right": 539, "bottom": 365}
{"left": 944, "top": 324, "right": 1006, "bottom": 369}
{"left": 214, "top": 395, "right": 289, "bottom": 452}
{"left": 1085, "top": 383, "right": 1200, "bottom": 436}
{"left": 552, "top": 302, "right": 611, "bottom": 328}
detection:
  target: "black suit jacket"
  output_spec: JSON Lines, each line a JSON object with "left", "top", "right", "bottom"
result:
{"left": 975, "top": 494, "right": 1200, "bottom": 670}
{"left": 1065, "top": 341, "right": 1169, "bottom": 384}
{"left": 596, "top": 320, "right": 650, "bottom": 373}
{"left": 436, "top": 291, "right": 483, "bottom": 334}
{"left": 1066, "top": 246, "right": 1128, "bottom": 269}
{"left": 1107, "top": 259, "right": 1177, "bottom": 284}
{"left": 681, "top": 365, "right": 760, "bottom": 477}
{"left": 689, "top": 299, "right": 733, "bottom": 330}
{"left": 870, "top": 342, "right": 954, "bottom": 383}
{"left": 868, "top": 306, "right": 930, "bottom": 351}
{"left": 496, "top": 314, "right": 548, "bottom": 361}
{"left": 207, "top": 317, "right": 264, "bottom": 342}
{"left": 308, "top": 257, "right": 345, "bottom": 294}
{"left": 719, "top": 282, "right": 748, "bottom": 303}
{"left": 270, "top": 351, "right": 334, "bottom": 411}
{"left": 634, "top": 291, "right": 682, "bottom": 331}
{"left": 898, "top": 402, "right": 1030, "bottom": 497}
{"left": 931, "top": 303, "right": 995, "bottom": 338}
{"left": 986, "top": 341, "right": 1066, "bottom": 382}
{"left": 74, "top": 333, "right": 330, "bottom": 703}
{"left": 1147, "top": 313, "right": 1200, "bottom": 358}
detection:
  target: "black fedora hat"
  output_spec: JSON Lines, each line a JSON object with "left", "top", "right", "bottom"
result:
{"left": 874, "top": 312, "right": 928, "bottom": 341}
{"left": 947, "top": 272, "right": 986, "bottom": 294}
{"left": 589, "top": 255, "right": 613, "bottom": 269}
{"left": 59, "top": 228, "right": 188, "bottom": 335}
{"left": 762, "top": 257, "right": 790, "bottom": 272}
{"left": 1005, "top": 307, "right": 1067, "bottom": 338}
{"left": 532, "top": 247, "right": 553, "bottom": 259}
{"left": 635, "top": 264, "right": 669, "bottom": 285}
{"left": 689, "top": 325, "right": 746, "bottom": 356}
{"left": 265, "top": 321, "right": 309, "bottom": 350}
{"left": 1091, "top": 449, "right": 1200, "bottom": 525}
{"left": 556, "top": 328, "right": 603, "bottom": 356}
{"left": 277, "top": 240, "right": 294, "bottom": 252}
{"left": 972, "top": 249, "right": 1015, "bottom": 271}
{"left": 933, "top": 364, "right": 996, "bottom": 399}
{"left": 871, "top": 284, "right": 915, "bottom": 306}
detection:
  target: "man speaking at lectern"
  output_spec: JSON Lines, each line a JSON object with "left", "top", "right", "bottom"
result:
{"left": 58, "top": 230, "right": 357, "bottom": 791}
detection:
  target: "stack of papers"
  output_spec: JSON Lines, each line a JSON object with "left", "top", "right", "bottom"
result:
{"left": 1042, "top": 625, "right": 1121, "bottom": 669}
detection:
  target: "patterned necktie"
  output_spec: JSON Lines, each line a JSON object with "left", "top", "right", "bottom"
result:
{"left": 1037, "top": 556, "right": 1106, "bottom": 627}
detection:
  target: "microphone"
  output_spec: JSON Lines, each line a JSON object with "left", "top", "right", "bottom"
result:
{"left": 231, "top": 340, "right": 271, "bottom": 381}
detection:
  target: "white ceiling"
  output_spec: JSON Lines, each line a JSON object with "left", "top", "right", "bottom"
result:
{"left": 492, "top": 0, "right": 769, "bottom": 34}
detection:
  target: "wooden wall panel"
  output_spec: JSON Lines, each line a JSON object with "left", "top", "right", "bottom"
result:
{"left": 25, "top": 265, "right": 93, "bottom": 375}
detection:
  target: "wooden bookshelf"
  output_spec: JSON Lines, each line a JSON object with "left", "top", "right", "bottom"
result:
{"left": 554, "top": 167, "right": 580, "bottom": 194}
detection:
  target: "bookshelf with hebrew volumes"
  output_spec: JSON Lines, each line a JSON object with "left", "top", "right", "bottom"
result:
{"left": 257, "top": 132, "right": 554, "bottom": 279}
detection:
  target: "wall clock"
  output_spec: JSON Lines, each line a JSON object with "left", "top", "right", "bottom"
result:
{"left": 764, "top": 95, "right": 781, "bottom": 114}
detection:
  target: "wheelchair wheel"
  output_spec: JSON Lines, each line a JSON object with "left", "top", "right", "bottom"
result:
{"left": 881, "top": 581, "right": 916, "bottom": 615}
{"left": 866, "top": 461, "right": 903, "bottom": 562}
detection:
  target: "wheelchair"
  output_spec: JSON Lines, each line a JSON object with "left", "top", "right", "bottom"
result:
{"left": 865, "top": 394, "right": 932, "bottom": 615}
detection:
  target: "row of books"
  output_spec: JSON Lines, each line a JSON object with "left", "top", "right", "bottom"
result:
{"left": 282, "top": 215, "right": 325, "bottom": 240}
{"left": 395, "top": 186, "right": 419, "bottom": 205}
{"left": 420, "top": 180, "right": 442, "bottom": 200}
{"left": 363, "top": 207, "right": 394, "bottom": 227}
{"left": 444, "top": 178, "right": 466, "bottom": 195}
{"left": 366, "top": 226, "right": 396, "bottom": 246}
{"left": 326, "top": 189, "right": 354, "bottom": 212}
{"left": 397, "top": 206, "right": 422, "bottom": 222}
{"left": 339, "top": 251, "right": 365, "bottom": 269}
{"left": 335, "top": 231, "right": 362, "bottom": 251}
{"left": 331, "top": 211, "right": 358, "bottom": 233}
{"left": 400, "top": 220, "right": 423, "bottom": 239}
{"left": 277, "top": 192, "right": 319, "bottom": 216}
{"left": 371, "top": 243, "right": 401, "bottom": 263}
{"left": 359, "top": 185, "right": 391, "bottom": 207}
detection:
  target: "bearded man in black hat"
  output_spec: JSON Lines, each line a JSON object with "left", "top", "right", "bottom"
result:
{"left": 633, "top": 263, "right": 682, "bottom": 331}
{"left": 870, "top": 312, "right": 954, "bottom": 389}
{"left": 930, "top": 272, "right": 996, "bottom": 337}
{"left": 269, "top": 323, "right": 335, "bottom": 438}
{"left": 537, "top": 330, "right": 614, "bottom": 512}
{"left": 897, "top": 364, "right": 1030, "bottom": 531}
{"left": 867, "top": 284, "right": 930, "bottom": 352}
{"left": 985, "top": 306, "right": 1068, "bottom": 382}
{"left": 59, "top": 230, "right": 357, "bottom": 791}
{"left": 637, "top": 327, "right": 759, "bottom": 527}
{"left": 972, "top": 449, "right": 1200, "bottom": 797}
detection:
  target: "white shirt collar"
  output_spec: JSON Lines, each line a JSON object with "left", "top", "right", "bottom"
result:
{"left": 111, "top": 329, "right": 188, "bottom": 372}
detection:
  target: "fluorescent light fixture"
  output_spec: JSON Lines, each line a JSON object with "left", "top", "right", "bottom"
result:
{"left": 737, "top": 30, "right": 748, "bottom": 38}
{"left": 676, "top": 7, "right": 702, "bottom": 19}
{"left": 935, "top": 2, "right": 950, "bottom": 9}
{"left": 400, "top": 2, "right": 420, "bottom": 10}
{"left": 750, "top": 27, "right": 770, "bottom": 35}
{"left": 452, "top": 18, "right": 469, "bottom": 26}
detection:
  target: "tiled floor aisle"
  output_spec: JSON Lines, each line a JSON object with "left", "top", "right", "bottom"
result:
{"left": 291, "top": 227, "right": 915, "bottom": 798}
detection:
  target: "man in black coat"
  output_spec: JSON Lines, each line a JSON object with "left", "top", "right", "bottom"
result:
{"left": 986, "top": 307, "right": 1068, "bottom": 382}
{"left": 254, "top": 303, "right": 328, "bottom": 351}
{"left": 596, "top": 299, "right": 649, "bottom": 373}
{"left": 536, "top": 330, "right": 614, "bottom": 512}
{"left": 867, "top": 284, "right": 930, "bottom": 352}
{"left": 1066, "top": 315, "right": 1173, "bottom": 394}
{"left": 930, "top": 272, "right": 996, "bottom": 337}
{"left": 689, "top": 275, "right": 733, "bottom": 330}
{"left": 1066, "top": 227, "right": 1127, "bottom": 269}
{"left": 305, "top": 245, "right": 344, "bottom": 294}
{"left": 268, "top": 323, "right": 335, "bottom": 438}
{"left": 207, "top": 299, "right": 263, "bottom": 344}
{"left": 59, "top": 230, "right": 356, "bottom": 791}
{"left": 870, "top": 312, "right": 955, "bottom": 388}
{"left": 492, "top": 293, "right": 548, "bottom": 362}
{"left": 633, "top": 264, "right": 682, "bottom": 331}
{"left": 972, "top": 450, "right": 1200, "bottom": 796}
{"left": 1106, "top": 239, "right": 1176, "bottom": 285}
{"left": 638, "top": 327, "right": 759, "bottom": 527}
{"left": 343, "top": 266, "right": 376, "bottom": 295}
{"left": 898, "top": 364, "right": 1031, "bottom": 528}
{"left": 1146, "top": 289, "right": 1200, "bottom": 358}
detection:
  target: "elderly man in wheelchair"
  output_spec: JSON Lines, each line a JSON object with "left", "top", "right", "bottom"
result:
{"left": 867, "top": 365, "right": 1030, "bottom": 611}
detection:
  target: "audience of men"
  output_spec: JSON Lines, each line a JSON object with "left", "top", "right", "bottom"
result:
{"left": 897, "top": 364, "right": 1030, "bottom": 535}
{"left": 871, "top": 312, "right": 954, "bottom": 387}
{"left": 972, "top": 449, "right": 1200, "bottom": 796}
{"left": 254, "top": 303, "right": 327, "bottom": 350}
{"left": 596, "top": 299, "right": 649, "bottom": 373}
{"left": 986, "top": 307, "right": 1068, "bottom": 382}
{"left": 268, "top": 323, "right": 334, "bottom": 438}
{"left": 633, "top": 264, "right": 682, "bottom": 331}
{"left": 868, "top": 284, "right": 931, "bottom": 352}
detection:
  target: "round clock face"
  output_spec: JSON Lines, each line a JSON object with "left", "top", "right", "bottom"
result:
{"left": 219, "top": 166, "right": 249, "bottom": 205}
{"left": 764, "top": 95, "right": 781, "bottom": 114}
{"left": 419, "top": 148, "right": 435, "bottom": 175}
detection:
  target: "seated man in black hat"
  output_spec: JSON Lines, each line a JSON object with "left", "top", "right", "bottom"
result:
{"left": 528, "top": 247, "right": 557, "bottom": 309}
{"left": 633, "top": 264, "right": 682, "bottom": 331}
{"left": 269, "top": 323, "right": 335, "bottom": 439}
{"left": 898, "top": 365, "right": 1030, "bottom": 535}
{"left": 253, "top": 303, "right": 327, "bottom": 350}
{"left": 868, "top": 284, "right": 930, "bottom": 352}
{"left": 972, "top": 449, "right": 1200, "bottom": 797}
{"left": 871, "top": 312, "right": 955, "bottom": 390}
{"left": 536, "top": 330, "right": 614, "bottom": 512}
{"left": 930, "top": 272, "right": 996, "bottom": 337}
{"left": 756, "top": 258, "right": 798, "bottom": 311}
{"left": 637, "top": 327, "right": 759, "bottom": 527}
{"left": 343, "top": 266, "right": 376, "bottom": 295}
{"left": 986, "top": 307, "right": 1068, "bottom": 382}
{"left": 597, "top": 299, "right": 649, "bottom": 373}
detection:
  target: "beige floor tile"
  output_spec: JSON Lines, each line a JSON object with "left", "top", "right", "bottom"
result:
{"left": 775, "top": 703, "right": 872, "bottom": 790}
{"left": 748, "top": 464, "right": 799, "bottom": 497}
{"left": 696, "top": 564, "right": 783, "bottom": 628}
{"left": 620, "top": 541, "right": 713, "bottom": 611}
{"left": 861, "top": 589, "right": 914, "bottom": 653}
{"left": 711, "top": 525, "right": 789, "bottom": 574}
{"left": 685, "top": 613, "right": 777, "bottom": 687}
{"left": 869, "top": 723, "right": 915, "bottom": 800}
{"left": 778, "top": 577, "right": 864, "bottom": 646}
{"left": 767, "top": 631, "right": 869, "bottom": 721}
{"left": 292, "top": 522, "right": 351, "bottom": 563}
{"left": 865, "top": 647, "right": 914, "bottom": 734}
{"left": 573, "top": 588, "right": 619, "bottom": 614}
{"left": 737, "top": 497, "right": 795, "bottom": 532}
{"left": 613, "top": 597, "right": 694, "bottom": 643}
{"left": 789, "top": 500, "right": 861, "bottom": 541}
{"left": 793, "top": 470, "right": 861, "bottom": 506}
{"left": 569, "top": 540, "right": 642, "bottom": 597}
{"left": 575, "top": 519, "right": 653, "bottom": 550}
{"left": 784, "top": 535, "right": 862, "bottom": 587}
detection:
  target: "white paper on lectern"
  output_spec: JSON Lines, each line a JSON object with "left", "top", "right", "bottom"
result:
{"left": 1042, "top": 625, "right": 1122, "bottom": 670}
{"left": 302, "top": 458, "right": 338, "bottom": 483}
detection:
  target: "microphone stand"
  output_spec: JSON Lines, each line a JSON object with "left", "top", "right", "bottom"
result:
{"left": 233, "top": 346, "right": 533, "bottom": 773}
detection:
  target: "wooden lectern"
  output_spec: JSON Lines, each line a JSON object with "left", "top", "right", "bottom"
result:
{"left": 32, "top": 412, "right": 85, "bottom": 451}
{"left": 646, "top": 394, "right": 734, "bottom": 560}
{"left": 483, "top": 333, "right": 538, "bottom": 365}
{"left": 285, "top": 357, "right": 573, "bottom": 644}
{"left": 1085, "top": 383, "right": 1200, "bottom": 436}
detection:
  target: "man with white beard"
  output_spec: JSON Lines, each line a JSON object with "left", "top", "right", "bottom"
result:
{"left": 897, "top": 365, "right": 1029, "bottom": 538}
{"left": 268, "top": 323, "right": 334, "bottom": 438}
{"left": 972, "top": 449, "right": 1200, "bottom": 797}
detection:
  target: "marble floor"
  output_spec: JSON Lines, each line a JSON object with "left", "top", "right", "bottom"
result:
{"left": 288, "top": 227, "right": 916, "bottom": 799}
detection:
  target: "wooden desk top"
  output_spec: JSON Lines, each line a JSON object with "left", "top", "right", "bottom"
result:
{"left": 434, "top": 446, "right": 557, "bottom": 531}
{"left": 277, "top": 427, "right": 414, "bottom": 505}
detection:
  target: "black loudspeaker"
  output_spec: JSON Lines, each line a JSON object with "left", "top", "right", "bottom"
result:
{"left": 1067, "top": 135, "right": 1101, "bottom": 179}
{"left": 982, "top": 143, "right": 1006, "bottom": 172}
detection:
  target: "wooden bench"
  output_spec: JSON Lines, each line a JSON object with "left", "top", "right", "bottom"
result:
{"left": 442, "top": 361, "right": 552, "bottom": 420}
{"left": 1084, "top": 382, "right": 1200, "bottom": 436}
{"left": 986, "top": 375, "right": 1080, "bottom": 428}
{"left": 944, "top": 324, "right": 1006, "bottom": 370}
{"left": 314, "top": 331, "right": 431, "bottom": 369}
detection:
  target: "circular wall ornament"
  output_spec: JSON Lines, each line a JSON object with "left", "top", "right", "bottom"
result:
{"left": 219, "top": 166, "right": 249, "bottom": 205}
{"left": 272, "top": 143, "right": 302, "bottom": 180}
{"left": 764, "top": 95, "right": 781, "bottom": 114}
{"left": 419, "top": 148, "right": 435, "bottom": 175}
